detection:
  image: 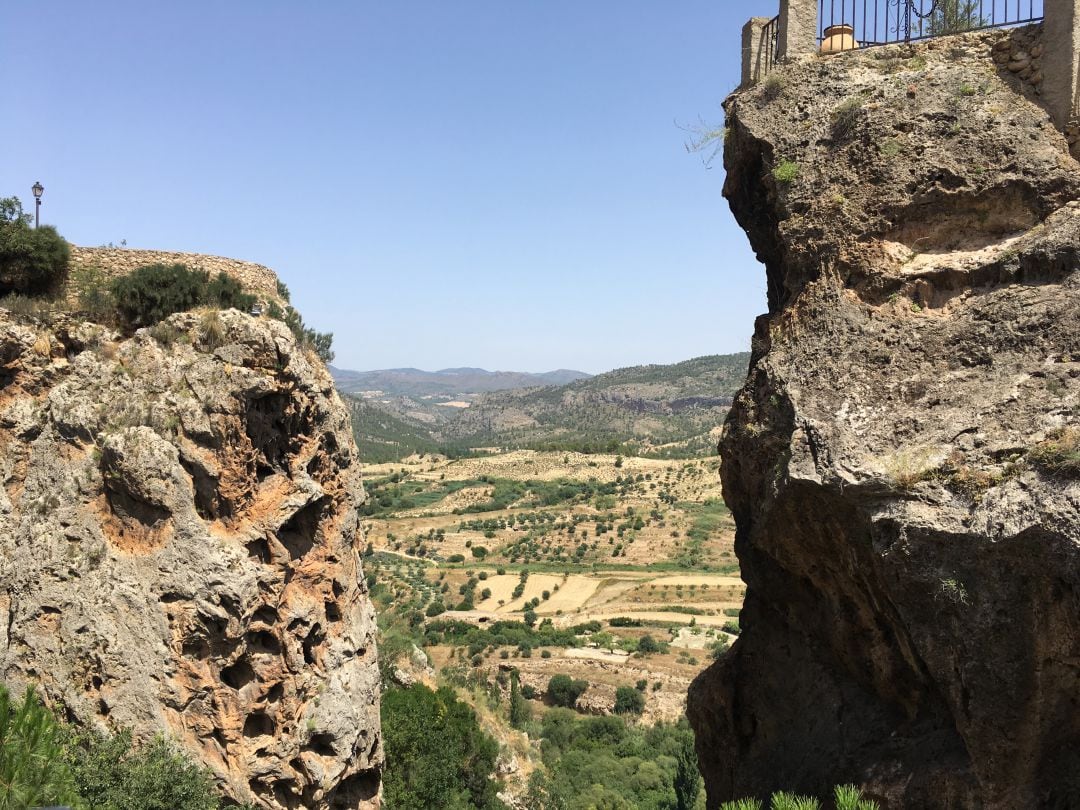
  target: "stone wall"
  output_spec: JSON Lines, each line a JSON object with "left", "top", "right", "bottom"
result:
{"left": 70, "top": 246, "right": 286, "bottom": 305}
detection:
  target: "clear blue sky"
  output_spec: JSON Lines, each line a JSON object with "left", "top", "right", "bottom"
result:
{"left": 2, "top": 2, "right": 775, "bottom": 374}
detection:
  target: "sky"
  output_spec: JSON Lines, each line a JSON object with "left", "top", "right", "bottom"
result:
{"left": 2, "top": 2, "right": 777, "bottom": 374}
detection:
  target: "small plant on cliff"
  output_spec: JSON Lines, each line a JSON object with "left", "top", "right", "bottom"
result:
{"left": 770, "top": 792, "right": 820, "bottom": 810}
{"left": 1028, "top": 427, "right": 1080, "bottom": 479}
{"left": 830, "top": 94, "right": 867, "bottom": 140}
{"left": 72, "top": 265, "right": 114, "bottom": 320}
{"left": 761, "top": 72, "right": 786, "bottom": 102}
{"left": 772, "top": 160, "right": 799, "bottom": 184}
{"left": 720, "top": 785, "right": 879, "bottom": 810}
{"left": 205, "top": 271, "right": 256, "bottom": 311}
{"left": 281, "top": 305, "right": 334, "bottom": 363}
{"left": 834, "top": 783, "right": 881, "bottom": 810}
{"left": 0, "top": 197, "right": 70, "bottom": 298}
{"left": 938, "top": 577, "right": 970, "bottom": 605}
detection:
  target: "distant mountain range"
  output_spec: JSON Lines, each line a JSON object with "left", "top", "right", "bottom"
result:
{"left": 340, "top": 354, "right": 751, "bottom": 463}
{"left": 330, "top": 366, "right": 591, "bottom": 397}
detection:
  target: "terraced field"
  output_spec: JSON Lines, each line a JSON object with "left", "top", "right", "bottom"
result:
{"left": 363, "top": 450, "right": 745, "bottom": 724}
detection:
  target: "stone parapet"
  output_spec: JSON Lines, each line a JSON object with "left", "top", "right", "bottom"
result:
{"left": 69, "top": 245, "right": 286, "bottom": 305}
{"left": 742, "top": 17, "right": 776, "bottom": 88}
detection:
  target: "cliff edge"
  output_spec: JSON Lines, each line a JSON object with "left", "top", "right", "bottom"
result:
{"left": 688, "top": 26, "right": 1080, "bottom": 808}
{"left": 0, "top": 303, "right": 381, "bottom": 807}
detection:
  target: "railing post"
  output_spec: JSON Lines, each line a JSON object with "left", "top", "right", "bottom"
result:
{"left": 778, "top": 0, "right": 819, "bottom": 59}
{"left": 742, "top": 17, "right": 774, "bottom": 88}
{"left": 1043, "top": 0, "right": 1080, "bottom": 129}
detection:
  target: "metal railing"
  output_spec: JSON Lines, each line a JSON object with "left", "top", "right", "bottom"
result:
{"left": 818, "top": 0, "right": 1044, "bottom": 51}
{"left": 761, "top": 15, "right": 781, "bottom": 76}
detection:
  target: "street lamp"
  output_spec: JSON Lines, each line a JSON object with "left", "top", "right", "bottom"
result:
{"left": 31, "top": 182, "right": 44, "bottom": 228}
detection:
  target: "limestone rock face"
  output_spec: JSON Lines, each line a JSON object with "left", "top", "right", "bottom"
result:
{"left": 0, "top": 309, "right": 381, "bottom": 808}
{"left": 687, "top": 27, "right": 1080, "bottom": 809}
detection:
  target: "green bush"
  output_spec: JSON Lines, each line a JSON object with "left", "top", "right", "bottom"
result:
{"left": 283, "top": 306, "right": 334, "bottom": 363}
{"left": 547, "top": 674, "right": 588, "bottom": 709}
{"left": 674, "top": 733, "right": 700, "bottom": 810}
{"left": 206, "top": 272, "right": 255, "bottom": 311}
{"left": 110, "top": 263, "right": 210, "bottom": 329}
{"left": 62, "top": 728, "right": 218, "bottom": 810}
{"left": 381, "top": 684, "right": 504, "bottom": 810}
{"left": 637, "top": 634, "right": 660, "bottom": 654}
{"left": 0, "top": 685, "right": 80, "bottom": 809}
{"left": 613, "top": 685, "right": 645, "bottom": 715}
{"left": 538, "top": 710, "right": 701, "bottom": 810}
{"left": 772, "top": 160, "right": 799, "bottom": 184}
{"left": 0, "top": 682, "right": 221, "bottom": 810}
{"left": 0, "top": 197, "right": 70, "bottom": 297}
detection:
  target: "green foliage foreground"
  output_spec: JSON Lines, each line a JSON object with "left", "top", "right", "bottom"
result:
{"left": 0, "top": 197, "right": 70, "bottom": 298}
{"left": 534, "top": 710, "right": 703, "bottom": 810}
{"left": 0, "top": 683, "right": 221, "bottom": 810}
{"left": 720, "top": 784, "right": 879, "bottom": 810}
{"left": 382, "top": 683, "right": 505, "bottom": 810}
{"left": 76, "top": 262, "right": 334, "bottom": 362}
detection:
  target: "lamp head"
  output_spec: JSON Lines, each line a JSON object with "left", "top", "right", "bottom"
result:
{"left": 31, "top": 182, "right": 44, "bottom": 200}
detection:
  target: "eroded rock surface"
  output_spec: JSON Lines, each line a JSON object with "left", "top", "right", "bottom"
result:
{"left": 0, "top": 309, "right": 381, "bottom": 808}
{"left": 688, "top": 27, "right": 1080, "bottom": 809}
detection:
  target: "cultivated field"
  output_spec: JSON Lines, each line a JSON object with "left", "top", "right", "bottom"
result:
{"left": 364, "top": 450, "right": 745, "bottom": 723}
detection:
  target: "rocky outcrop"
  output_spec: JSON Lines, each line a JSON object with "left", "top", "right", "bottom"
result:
{"left": 0, "top": 308, "right": 381, "bottom": 808}
{"left": 688, "top": 27, "right": 1080, "bottom": 809}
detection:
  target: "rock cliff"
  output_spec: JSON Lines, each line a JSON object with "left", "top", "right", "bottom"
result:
{"left": 0, "top": 307, "right": 381, "bottom": 807}
{"left": 688, "top": 27, "right": 1080, "bottom": 809}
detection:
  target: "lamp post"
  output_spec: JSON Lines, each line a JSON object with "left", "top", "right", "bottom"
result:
{"left": 31, "top": 182, "right": 43, "bottom": 228}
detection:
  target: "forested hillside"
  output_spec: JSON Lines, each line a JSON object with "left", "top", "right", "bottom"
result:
{"left": 345, "top": 353, "right": 750, "bottom": 460}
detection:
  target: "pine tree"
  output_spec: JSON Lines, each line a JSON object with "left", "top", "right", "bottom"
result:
{"left": 674, "top": 733, "right": 702, "bottom": 810}
{"left": 0, "top": 685, "right": 80, "bottom": 810}
{"left": 509, "top": 672, "right": 531, "bottom": 729}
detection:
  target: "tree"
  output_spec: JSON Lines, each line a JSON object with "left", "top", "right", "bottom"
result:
{"left": 0, "top": 685, "right": 79, "bottom": 810}
{"left": 637, "top": 634, "right": 660, "bottom": 654}
{"left": 613, "top": 686, "right": 645, "bottom": 715}
{"left": 62, "top": 728, "right": 218, "bottom": 810}
{"left": 524, "top": 771, "right": 567, "bottom": 810}
{"left": 0, "top": 197, "right": 70, "bottom": 298}
{"left": 921, "top": 0, "right": 984, "bottom": 35}
{"left": 547, "top": 674, "right": 588, "bottom": 709}
{"left": 382, "top": 684, "right": 504, "bottom": 810}
{"left": 674, "top": 733, "right": 702, "bottom": 810}
{"left": 523, "top": 608, "right": 538, "bottom": 628}
{"left": 509, "top": 672, "right": 531, "bottom": 729}
{"left": 590, "top": 631, "right": 615, "bottom": 652}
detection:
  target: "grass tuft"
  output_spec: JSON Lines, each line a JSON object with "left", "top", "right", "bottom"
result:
{"left": 772, "top": 160, "right": 799, "bottom": 184}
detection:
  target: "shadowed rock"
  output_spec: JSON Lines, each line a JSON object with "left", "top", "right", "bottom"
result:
{"left": 688, "top": 26, "right": 1080, "bottom": 809}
